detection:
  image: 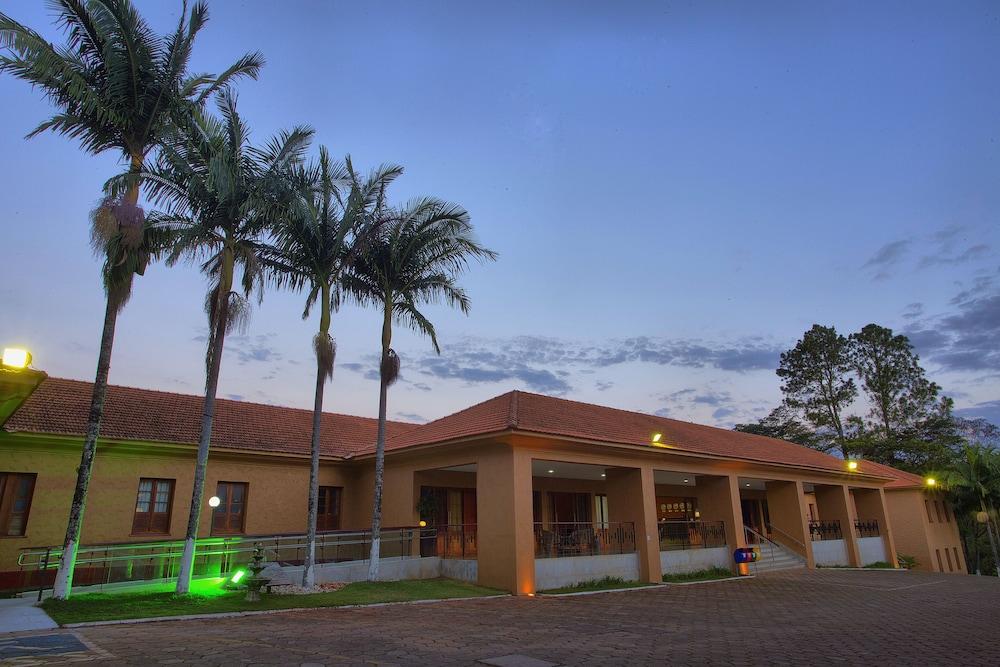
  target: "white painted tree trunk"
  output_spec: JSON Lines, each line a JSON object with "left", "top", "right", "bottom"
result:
{"left": 366, "top": 359, "right": 390, "bottom": 582}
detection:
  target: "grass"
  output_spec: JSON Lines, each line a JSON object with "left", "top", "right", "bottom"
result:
{"left": 539, "top": 576, "right": 654, "bottom": 594}
{"left": 41, "top": 577, "right": 503, "bottom": 625}
{"left": 661, "top": 567, "right": 735, "bottom": 583}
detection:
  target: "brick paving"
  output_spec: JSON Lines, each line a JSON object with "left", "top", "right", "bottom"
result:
{"left": 10, "top": 569, "right": 1000, "bottom": 666}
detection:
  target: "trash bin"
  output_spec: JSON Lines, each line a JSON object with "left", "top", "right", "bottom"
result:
{"left": 733, "top": 547, "right": 759, "bottom": 575}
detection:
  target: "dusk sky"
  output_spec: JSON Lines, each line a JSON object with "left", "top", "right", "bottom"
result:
{"left": 1, "top": 1, "right": 998, "bottom": 429}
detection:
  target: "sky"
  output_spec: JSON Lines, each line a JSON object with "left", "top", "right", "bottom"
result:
{"left": 1, "top": 0, "right": 998, "bottom": 429}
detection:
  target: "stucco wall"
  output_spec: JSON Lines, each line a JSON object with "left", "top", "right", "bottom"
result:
{"left": 534, "top": 553, "right": 640, "bottom": 590}
{"left": 858, "top": 537, "right": 888, "bottom": 566}
{"left": 813, "top": 539, "right": 849, "bottom": 566}
{"left": 660, "top": 546, "right": 730, "bottom": 574}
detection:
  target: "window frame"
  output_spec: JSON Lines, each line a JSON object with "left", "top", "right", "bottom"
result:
{"left": 0, "top": 472, "right": 37, "bottom": 537}
{"left": 131, "top": 478, "right": 175, "bottom": 536}
{"left": 211, "top": 481, "right": 249, "bottom": 535}
{"left": 316, "top": 485, "right": 343, "bottom": 532}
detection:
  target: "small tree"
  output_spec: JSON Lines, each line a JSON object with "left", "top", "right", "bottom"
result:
{"left": 342, "top": 199, "right": 496, "bottom": 580}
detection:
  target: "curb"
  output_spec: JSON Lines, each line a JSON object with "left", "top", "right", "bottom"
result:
{"left": 661, "top": 575, "right": 753, "bottom": 586}
{"left": 60, "top": 593, "right": 511, "bottom": 628}
{"left": 537, "top": 584, "right": 665, "bottom": 597}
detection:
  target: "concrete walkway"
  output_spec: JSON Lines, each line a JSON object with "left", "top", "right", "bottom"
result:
{"left": 0, "top": 596, "right": 58, "bottom": 634}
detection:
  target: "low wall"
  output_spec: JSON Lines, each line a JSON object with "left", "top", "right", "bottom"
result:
{"left": 534, "top": 553, "right": 640, "bottom": 590}
{"left": 271, "top": 557, "right": 443, "bottom": 585}
{"left": 439, "top": 558, "right": 478, "bottom": 583}
{"left": 813, "top": 539, "right": 849, "bottom": 567}
{"left": 858, "top": 537, "right": 888, "bottom": 566}
{"left": 660, "top": 546, "right": 730, "bottom": 574}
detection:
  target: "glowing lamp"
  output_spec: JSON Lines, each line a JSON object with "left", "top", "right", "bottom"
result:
{"left": 208, "top": 496, "right": 221, "bottom": 508}
{"left": 847, "top": 460, "right": 859, "bottom": 471}
{"left": 1, "top": 348, "right": 31, "bottom": 369}
{"left": 652, "top": 433, "right": 662, "bottom": 443}
{"left": 925, "top": 477, "right": 937, "bottom": 487}
{"left": 547, "top": 469, "right": 555, "bottom": 474}
{"left": 230, "top": 569, "right": 246, "bottom": 584}
{"left": 418, "top": 520, "right": 427, "bottom": 528}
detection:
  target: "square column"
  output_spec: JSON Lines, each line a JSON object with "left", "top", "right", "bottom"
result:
{"left": 476, "top": 444, "right": 535, "bottom": 594}
{"left": 765, "top": 480, "right": 814, "bottom": 567}
{"left": 606, "top": 466, "right": 661, "bottom": 583}
{"left": 814, "top": 484, "right": 862, "bottom": 567}
{"left": 853, "top": 487, "right": 899, "bottom": 568}
{"left": 698, "top": 474, "right": 746, "bottom": 572}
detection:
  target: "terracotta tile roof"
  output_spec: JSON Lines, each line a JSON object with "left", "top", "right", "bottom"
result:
{"left": 3, "top": 377, "right": 419, "bottom": 458}
{"left": 854, "top": 459, "right": 927, "bottom": 489}
{"left": 384, "top": 390, "right": 887, "bottom": 476}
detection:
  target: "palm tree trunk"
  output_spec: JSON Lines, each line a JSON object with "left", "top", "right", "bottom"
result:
{"left": 302, "top": 361, "right": 326, "bottom": 588}
{"left": 50, "top": 295, "right": 119, "bottom": 600}
{"left": 176, "top": 296, "right": 230, "bottom": 594}
{"left": 980, "top": 497, "right": 1000, "bottom": 578}
{"left": 367, "top": 368, "right": 389, "bottom": 581}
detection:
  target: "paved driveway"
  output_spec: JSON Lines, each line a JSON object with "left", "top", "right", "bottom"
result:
{"left": 8, "top": 569, "right": 1000, "bottom": 666}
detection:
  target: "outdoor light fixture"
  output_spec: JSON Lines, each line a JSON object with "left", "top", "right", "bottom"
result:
{"left": 745, "top": 483, "right": 751, "bottom": 487}
{"left": 652, "top": 433, "right": 662, "bottom": 443}
{"left": 926, "top": 477, "right": 937, "bottom": 487}
{"left": 208, "top": 496, "right": 221, "bottom": 508}
{"left": 683, "top": 478, "right": 689, "bottom": 483}
{"left": 547, "top": 469, "right": 555, "bottom": 474}
{"left": 230, "top": 569, "right": 246, "bottom": 584}
{"left": 847, "top": 460, "right": 859, "bottom": 471}
{"left": 418, "top": 520, "right": 427, "bottom": 528}
{"left": 1, "top": 347, "right": 31, "bottom": 369}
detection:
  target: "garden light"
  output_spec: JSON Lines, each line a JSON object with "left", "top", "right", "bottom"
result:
{"left": 230, "top": 568, "right": 246, "bottom": 584}
{"left": 209, "top": 496, "right": 221, "bottom": 508}
{"left": 1, "top": 347, "right": 31, "bottom": 369}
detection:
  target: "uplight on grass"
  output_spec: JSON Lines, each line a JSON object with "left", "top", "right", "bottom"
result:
{"left": 230, "top": 569, "right": 246, "bottom": 584}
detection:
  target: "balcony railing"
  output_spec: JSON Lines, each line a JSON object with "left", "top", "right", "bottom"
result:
{"left": 658, "top": 520, "right": 726, "bottom": 551}
{"left": 808, "top": 519, "right": 843, "bottom": 541}
{"left": 533, "top": 522, "right": 636, "bottom": 559}
{"left": 854, "top": 519, "right": 880, "bottom": 538}
{"left": 13, "top": 528, "right": 418, "bottom": 596}
{"left": 420, "top": 524, "right": 477, "bottom": 559}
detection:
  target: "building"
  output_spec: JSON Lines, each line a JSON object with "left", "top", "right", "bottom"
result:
{"left": 0, "top": 377, "right": 966, "bottom": 595}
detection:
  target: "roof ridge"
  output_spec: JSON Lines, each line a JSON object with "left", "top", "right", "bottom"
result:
{"left": 507, "top": 390, "right": 520, "bottom": 428}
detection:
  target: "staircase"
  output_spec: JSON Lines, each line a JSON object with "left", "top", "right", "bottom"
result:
{"left": 744, "top": 526, "right": 806, "bottom": 573}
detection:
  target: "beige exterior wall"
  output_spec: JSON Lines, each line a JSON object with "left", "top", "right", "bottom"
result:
{"left": 885, "top": 488, "right": 966, "bottom": 574}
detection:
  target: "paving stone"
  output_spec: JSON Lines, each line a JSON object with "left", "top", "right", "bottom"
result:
{"left": 478, "top": 655, "right": 559, "bottom": 667}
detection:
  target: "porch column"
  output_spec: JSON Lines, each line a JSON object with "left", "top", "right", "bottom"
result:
{"left": 764, "top": 480, "right": 814, "bottom": 567}
{"left": 814, "top": 484, "right": 861, "bottom": 567}
{"left": 606, "top": 466, "right": 661, "bottom": 583}
{"left": 476, "top": 444, "right": 535, "bottom": 594}
{"left": 853, "top": 487, "right": 899, "bottom": 568}
{"left": 698, "top": 474, "right": 746, "bottom": 573}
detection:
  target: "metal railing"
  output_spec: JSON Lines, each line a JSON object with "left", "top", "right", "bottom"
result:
{"left": 15, "top": 528, "right": 419, "bottom": 596}
{"left": 743, "top": 525, "right": 777, "bottom": 569}
{"left": 658, "top": 520, "right": 726, "bottom": 551}
{"left": 533, "top": 522, "right": 636, "bottom": 559}
{"left": 808, "top": 519, "right": 843, "bottom": 541}
{"left": 421, "top": 524, "right": 477, "bottom": 559}
{"left": 854, "top": 519, "right": 880, "bottom": 538}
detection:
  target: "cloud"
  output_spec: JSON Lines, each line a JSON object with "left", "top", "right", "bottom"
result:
{"left": 595, "top": 381, "right": 614, "bottom": 392}
{"left": 918, "top": 243, "right": 991, "bottom": 269}
{"left": 901, "top": 302, "right": 924, "bottom": 320}
{"left": 227, "top": 334, "right": 284, "bottom": 366}
{"left": 954, "top": 400, "right": 1000, "bottom": 428}
{"left": 864, "top": 226, "right": 993, "bottom": 281}
{"left": 395, "top": 411, "right": 428, "bottom": 423}
{"left": 906, "top": 281, "right": 1000, "bottom": 372}
{"left": 863, "top": 240, "right": 911, "bottom": 269}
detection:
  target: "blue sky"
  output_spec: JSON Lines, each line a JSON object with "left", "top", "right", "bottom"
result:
{"left": 1, "top": 0, "right": 998, "bottom": 427}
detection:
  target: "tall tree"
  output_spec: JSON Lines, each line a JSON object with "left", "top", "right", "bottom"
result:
{"left": 849, "top": 324, "right": 942, "bottom": 457}
{"left": 264, "top": 149, "right": 402, "bottom": 588}
{"left": 776, "top": 325, "right": 856, "bottom": 457}
{"left": 128, "top": 92, "right": 311, "bottom": 593}
{"left": 342, "top": 199, "right": 496, "bottom": 580}
{"left": 0, "top": 0, "right": 262, "bottom": 599}
{"left": 733, "top": 405, "right": 819, "bottom": 449}
{"left": 944, "top": 444, "right": 1000, "bottom": 577}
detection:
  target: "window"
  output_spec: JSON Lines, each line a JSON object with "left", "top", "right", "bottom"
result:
{"left": 934, "top": 500, "right": 944, "bottom": 523}
{"left": 924, "top": 500, "right": 934, "bottom": 523}
{"left": 935, "top": 549, "right": 943, "bottom": 572}
{"left": 0, "top": 473, "right": 36, "bottom": 536}
{"left": 953, "top": 547, "right": 962, "bottom": 572}
{"left": 943, "top": 503, "right": 951, "bottom": 523}
{"left": 212, "top": 482, "right": 248, "bottom": 534}
{"left": 945, "top": 547, "right": 953, "bottom": 572}
{"left": 316, "top": 486, "right": 342, "bottom": 532}
{"left": 594, "top": 494, "right": 609, "bottom": 529}
{"left": 132, "top": 478, "right": 174, "bottom": 535}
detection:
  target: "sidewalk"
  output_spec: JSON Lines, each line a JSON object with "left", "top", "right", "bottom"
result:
{"left": 0, "top": 596, "right": 58, "bottom": 633}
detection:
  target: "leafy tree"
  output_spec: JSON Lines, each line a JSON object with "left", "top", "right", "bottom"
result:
{"left": 943, "top": 444, "right": 1000, "bottom": 576}
{"left": 264, "top": 149, "right": 401, "bottom": 588}
{"left": 733, "top": 405, "right": 820, "bottom": 449}
{"left": 0, "top": 0, "right": 261, "bottom": 599}
{"left": 776, "top": 324, "right": 856, "bottom": 457}
{"left": 342, "top": 199, "right": 496, "bottom": 580}
{"left": 127, "top": 92, "right": 312, "bottom": 593}
{"left": 849, "top": 324, "right": 943, "bottom": 460}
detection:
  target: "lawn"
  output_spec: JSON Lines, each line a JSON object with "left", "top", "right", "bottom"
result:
{"left": 42, "top": 578, "right": 503, "bottom": 625}
{"left": 662, "top": 567, "right": 736, "bottom": 583}
{"left": 539, "top": 576, "right": 656, "bottom": 595}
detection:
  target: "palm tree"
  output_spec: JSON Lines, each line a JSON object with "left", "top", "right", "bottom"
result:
{"left": 0, "top": 0, "right": 262, "bottom": 599}
{"left": 263, "top": 148, "right": 402, "bottom": 587}
{"left": 127, "top": 91, "right": 312, "bottom": 593}
{"left": 342, "top": 200, "right": 496, "bottom": 580}
{"left": 943, "top": 444, "right": 1000, "bottom": 576}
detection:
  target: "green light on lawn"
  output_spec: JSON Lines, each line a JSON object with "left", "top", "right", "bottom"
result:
{"left": 230, "top": 569, "right": 246, "bottom": 584}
